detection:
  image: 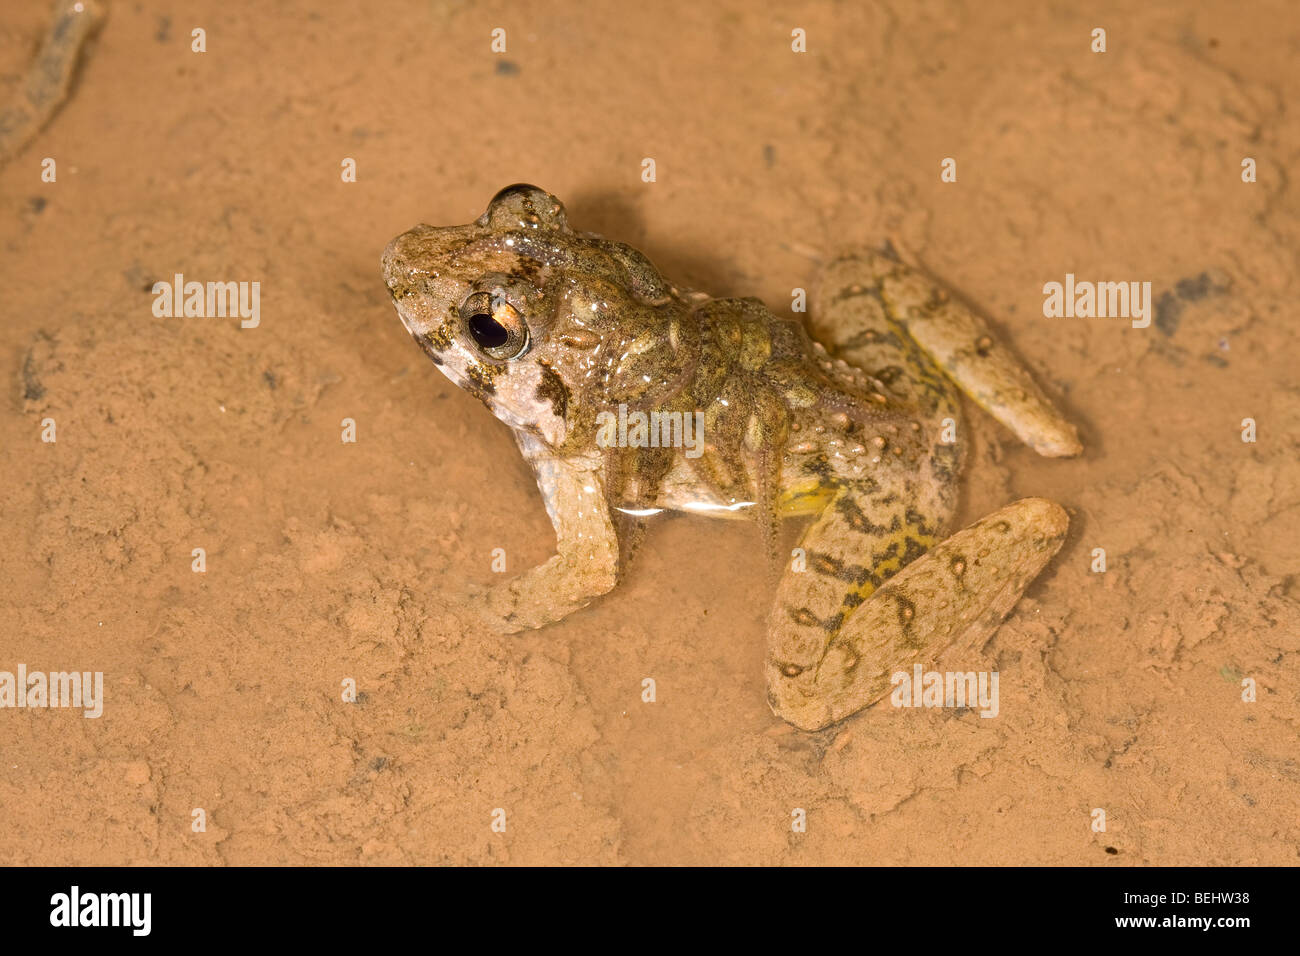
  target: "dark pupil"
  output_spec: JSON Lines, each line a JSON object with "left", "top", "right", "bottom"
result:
{"left": 468, "top": 313, "right": 508, "bottom": 349}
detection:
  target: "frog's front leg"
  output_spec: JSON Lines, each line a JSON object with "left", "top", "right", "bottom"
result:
{"left": 478, "top": 438, "right": 620, "bottom": 633}
{"left": 767, "top": 493, "right": 1068, "bottom": 731}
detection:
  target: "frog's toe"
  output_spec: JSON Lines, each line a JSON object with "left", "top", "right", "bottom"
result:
{"left": 459, "top": 580, "right": 528, "bottom": 634}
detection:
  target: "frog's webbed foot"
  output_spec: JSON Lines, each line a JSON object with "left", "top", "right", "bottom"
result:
{"left": 767, "top": 495, "right": 1068, "bottom": 731}
{"left": 470, "top": 452, "right": 620, "bottom": 634}
{"left": 816, "top": 249, "right": 1082, "bottom": 458}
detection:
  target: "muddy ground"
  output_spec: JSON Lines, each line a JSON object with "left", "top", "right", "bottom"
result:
{"left": 1, "top": 0, "right": 1296, "bottom": 864}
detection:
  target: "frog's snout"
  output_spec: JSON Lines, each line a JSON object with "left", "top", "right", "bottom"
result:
{"left": 381, "top": 228, "right": 424, "bottom": 299}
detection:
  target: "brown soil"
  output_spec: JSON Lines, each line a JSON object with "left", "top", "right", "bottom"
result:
{"left": 1, "top": 0, "right": 1297, "bottom": 865}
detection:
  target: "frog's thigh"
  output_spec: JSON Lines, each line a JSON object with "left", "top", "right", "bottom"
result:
{"left": 485, "top": 455, "right": 620, "bottom": 632}
{"left": 767, "top": 496, "right": 1068, "bottom": 731}
{"left": 810, "top": 254, "right": 924, "bottom": 404}
{"left": 872, "top": 258, "right": 1082, "bottom": 458}
{"left": 811, "top": 255, "right": 900, "bottom": 357}
{"left": 767, "top": 481, "right": 944, "bottom": 721}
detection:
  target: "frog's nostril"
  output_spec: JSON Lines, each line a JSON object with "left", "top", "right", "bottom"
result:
{"left": 381, "top": 236, "right": 404, "bottom": 274}
{"left": 381, "top": 237, "right": 415, "bottom": 296}
{"left": 382, "top": 226, "right": 440, "bottom": 291}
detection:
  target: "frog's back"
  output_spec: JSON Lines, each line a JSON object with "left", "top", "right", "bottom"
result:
{"left": 639, "top": 287, "right": 963, "bottom": 578}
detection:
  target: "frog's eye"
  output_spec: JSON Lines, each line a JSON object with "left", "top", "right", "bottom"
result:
{"left": 483, "top": 183, "right": 569, "bottom": 231}
{"left": 459, "top": 291, "right": 530, "bottom": 361}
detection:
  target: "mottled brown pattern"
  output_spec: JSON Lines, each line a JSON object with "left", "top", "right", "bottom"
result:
{"left": 382, "top": 187, "right": 1080, "bottom": 731}
{"left": 534, "top": 362, "right": 570, "bottom": 420}
{"left": 464, "top": 360, "right": 498, "bottom": 396}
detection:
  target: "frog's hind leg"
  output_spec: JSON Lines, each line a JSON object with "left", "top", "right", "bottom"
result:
{"left": 811, "top": 252, "right": 959, "bottom": 423}
{"left": 767, "top": 495, "right": 1068, "bottom": 731}
{"left": 811, "top": 253, "right": 965, "bottom": 517}
{"left": 819, "top": 249, "right": 1082, "bottom": 458}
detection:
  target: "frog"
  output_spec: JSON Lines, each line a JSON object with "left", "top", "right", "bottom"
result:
{"left": 382, "top": 184, "right": 1081, "bottom": 731}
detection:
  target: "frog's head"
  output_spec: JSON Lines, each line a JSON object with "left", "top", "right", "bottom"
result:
{"left": 382, "top": 184, "right": 695, "bottom": 452}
